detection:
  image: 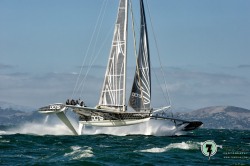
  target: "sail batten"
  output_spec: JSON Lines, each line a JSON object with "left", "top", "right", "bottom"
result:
{"left": 129, "top": 0, "right": 151, "bottom": 112}
{"left": 99, "top": 0, "right": 128, "bottom": 110}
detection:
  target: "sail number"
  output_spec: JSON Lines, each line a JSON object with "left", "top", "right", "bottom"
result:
{"left": 49, "top": 105, "right": 61, "bottom": 110}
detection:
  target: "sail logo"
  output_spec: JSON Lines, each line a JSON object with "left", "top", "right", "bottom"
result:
{"left": 131, "top": 92, "right": 142, "bottom": 98}
{"left": 91, "top": 116, "right": 104, "bottom": 121}
{"left": 49, "top": 105, "right": 61, "bottom": 110}
{"left": 201, "top": 140, "right": 222, "bottom": 160}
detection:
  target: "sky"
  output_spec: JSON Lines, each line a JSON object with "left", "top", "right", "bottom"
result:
{"left": 0, "top": 0, "right": 250, "bottom": 111}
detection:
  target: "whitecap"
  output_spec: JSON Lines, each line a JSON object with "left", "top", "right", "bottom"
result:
{"left": 99, "top": 144, "right": 110, "bottom": 148}
{"left": 6, "top": 122, "right": 74, "bottom": 135}
{"left": 0, "top": 140, "right": 10, "bottom": 143}
{"left": 0, "top": 131, "right": 6, "bottom": 135}
{"left": 138, "top": 141, "right": 200, "bottom": 153}
{"left": 64, "top": 146, "right": 94, "bottom": 159}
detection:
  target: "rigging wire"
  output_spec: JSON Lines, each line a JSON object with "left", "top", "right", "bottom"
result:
{"left": 79, "top": 26, "right": 114, "bottom": 99}
{"left": 71, "top": 0, "right": 108, "bottom": 99}
{"left": 129, "top": 0, "right": 138, "bottom": 58}
{"left": 77, "top": 0, "right": 109, "bottom": 97}
{"left": 145, "top": 0, "right": 172, "bottom": 107}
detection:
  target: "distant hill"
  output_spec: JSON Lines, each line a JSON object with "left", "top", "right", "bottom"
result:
{"left": 0, "top": 101, "right": 74, "bottom": 126}
{"left": 0, "top": 101, "right": 34, "bottom": 112}
{"left": 0, "top": 101, "right": 40, "bottom": 126}
{"left": 0, "top": 107, "right": 44, "bottom": 126}
{"left": 177, "top": 106, "right": 250, "bottom": 130}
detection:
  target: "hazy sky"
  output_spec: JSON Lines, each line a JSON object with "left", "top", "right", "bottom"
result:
{"left": 1, "top": 0, "right": 250, "bottom": 110}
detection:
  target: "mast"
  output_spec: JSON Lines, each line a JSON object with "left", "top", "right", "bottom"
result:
{"left": 98, "top": 0, "right": 128, "bottom": 111}
{"left": 123, "top": 0, "right": 128, "bottom": 112}
{"left": 129, "top": 0, "right": 151, "bottom": 112}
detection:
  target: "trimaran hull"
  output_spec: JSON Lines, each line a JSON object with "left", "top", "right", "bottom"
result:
{"left": 39, "top": 103, "right": 203, "bottom": 135}
{"left": 79, "top": 118, "right": 150, "bottom": 127}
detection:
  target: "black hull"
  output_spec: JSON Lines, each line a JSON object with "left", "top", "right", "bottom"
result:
{"left": 150, "top": 115, "right": 203, "bottom": 131}
{"left": 181, "top": 121, "right": 203, "bottom": 131}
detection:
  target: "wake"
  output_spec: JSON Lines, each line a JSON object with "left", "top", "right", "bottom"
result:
{"left": 1, "top": 116, "right": 186, "bottom": 136}
{"left": 2, "top": 115, "right": 77, "bottom": 135}
{"left": 83, "top": 120, "right": 186, "bottom": 136}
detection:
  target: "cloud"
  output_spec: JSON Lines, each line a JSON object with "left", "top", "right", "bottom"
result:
{"left": 1, "top": 66, "right": 250, "bottom": 110}
{"left": 151, "top": 67, "right": 250, "bottom": 109}
{"left": 0, "top": 63, "right": 14, "bottom": 70}
{"left": 0, "top": 72, "right": 103, "bottom": 108}
{"left": 238, "top": 64, "right": 250, "bottom": 69}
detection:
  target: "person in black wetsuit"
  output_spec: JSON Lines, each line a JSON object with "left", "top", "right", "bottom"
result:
{"left": 66, "top": 99, "right": 70, "bottom": 105}
{"left": 75, "top": 99, "right": 79, "bottom": 105}
{"left": 80, "top": 101, "right": 85, "bottom": 107}
{"left": 70, "top": 99, "right": 75, "bottom": 105}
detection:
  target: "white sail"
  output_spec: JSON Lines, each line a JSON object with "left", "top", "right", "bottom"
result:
{"left": 129, "top": 0, "right": 151, "bottom": 112}
{"left": 98, "top": 0, "right": 128, "bottom": 111}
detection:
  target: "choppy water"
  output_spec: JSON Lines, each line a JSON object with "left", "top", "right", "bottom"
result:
{"left": 0, "top": 123, "right": 249, "bottom": 165}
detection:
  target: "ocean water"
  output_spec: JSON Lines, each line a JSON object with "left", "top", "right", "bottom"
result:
{"left": 0, "top": 122, "right": 249, "bottom": 165}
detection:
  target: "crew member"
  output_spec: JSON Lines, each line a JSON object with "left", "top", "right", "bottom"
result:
{"left": 71, "top": 99, "right": 75, "bottom": 105}
{"left": 66, "top": 99, "right": 70, "bottom": 105}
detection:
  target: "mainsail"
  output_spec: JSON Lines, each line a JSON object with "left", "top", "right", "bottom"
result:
{"left": 129, "top": 0, "right": 151, "bottom": 112}
{"left": 99, "top": 0, "right": 128, "bottom": 111}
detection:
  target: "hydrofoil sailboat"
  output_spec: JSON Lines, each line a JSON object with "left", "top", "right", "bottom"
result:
{"left": 38, "top": 0, "right": 202, "bottom": 135}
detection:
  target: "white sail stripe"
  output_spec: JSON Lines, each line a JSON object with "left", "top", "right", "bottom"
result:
{"left": 138, "top": 73, "right": 147, "bottom": 91}
{"left": 117, "top": 23, "right": 125, "bottom": 105}
{"left": 118, "top": 57, "right": 124, "bottom": 105}
{"left": 115, "top": 44, "right": 117, "bottom": 105}
{"left": 143, "top": 96, "right": 150, "bottom": 101}
{"left": 140, "top": 78, "right": 150, "bottom": 96}
{"left": 103, "top": 57, "right": 113, "bottom": 105}
{"left": 142, "top": 70, "right": 150, "bottom": 92}
{"left": 110, "top": 56, "right": 115, "bottom": 104}
{"left": 134, "top": 77, "right": 150, "bottom": 99}
{"left": 140, "top": 66, "right": 150, "bottom": 92}
{"left": 109, "top": 74, "right": 115, "bottom": 103}
{"left": 102, "top": 89, "right": 123, "bottom": 92}
{"left": 107, "top": 79, "right": 115, "bottom": 105}
{"left": 114, "top": 48, "right": 116, "bottom": 105}
{"left": 141, "top": 87, "right": 150, "bottom": 96}
{"left": 134, "top": 76, "right": 149, "bottom": 96}
{"left": 138, "top": 67, "right": 149, "bottom": 70}
{"left": 106, "top": 74, "right": 124, "bottom": 77}
{"left": 118, "top": 73, "right": 123, "bottom": 105}
{"left": 140, "top": 76, "right": 150, "bottom": 91}
{"left": 141, "top": 46, "right": 150, "bottom": 96}
{"left": 142, "top": 32, "right": 149, "bottom": 71}
{"left": 143, "top": 36, "right": 149, "bottom": 68}
{"left": 116, "top": 36, "right": 119, "bottom": 105}
{"left": 140, "top": 66, "right": 149, "bottom": 82}
{"left": 112, "top": 41, "right": 125, "bottom": 44}
{"left": 135, "top": 78, "right": 140, "bottom": 89}
{"left": 117, "top": 32, "right": 121, "bottom": 105}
